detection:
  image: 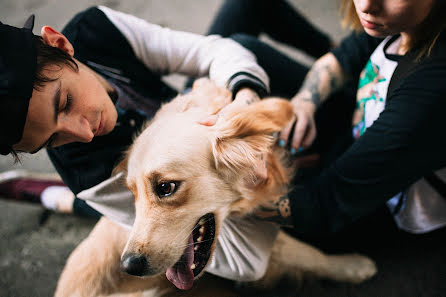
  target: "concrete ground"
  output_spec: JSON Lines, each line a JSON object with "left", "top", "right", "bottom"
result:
{"left": 1, "top": 0, "right": 446, "bottom": 296}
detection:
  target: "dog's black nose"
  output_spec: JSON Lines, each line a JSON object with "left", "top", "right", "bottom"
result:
{"left": 120, "top": 253, "right": 149, "bottom": 276}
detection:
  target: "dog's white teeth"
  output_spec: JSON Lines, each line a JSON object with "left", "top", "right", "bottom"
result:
{"left": 190, "top": 264, "right": 196, "bottom": 270}
{"left": 194, "top": 245, "right": 199, "bottom": 251}
{"left": 199, "top": 218, "right": 206, "bottom": 226}
{"left": 199, "top": 226, "right": 205, "bottom": 234}
{"left": 197, "top": 236, "right": 203, "bottom": 243}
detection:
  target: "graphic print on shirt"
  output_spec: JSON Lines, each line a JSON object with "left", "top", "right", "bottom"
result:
{"left": 352, "top": 36, "right": 400, "bottom": 140}
{"left": 352, "top": 60, "right": 385, "bottom": 139}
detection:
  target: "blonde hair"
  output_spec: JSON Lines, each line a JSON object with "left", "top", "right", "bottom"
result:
{"left": 340, "top": 0, "right": 445, "bottom": 58}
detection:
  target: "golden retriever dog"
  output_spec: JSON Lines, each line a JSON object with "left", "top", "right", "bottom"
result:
{"left": 54, "top": 79, "right": 376, "bottom": 297}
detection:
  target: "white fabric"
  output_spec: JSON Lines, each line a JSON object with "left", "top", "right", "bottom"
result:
{"left": 387, "top": 168, "right": 446, "bottom": 233}
{"left": 98, "top": 6, "right": 269, "bottom": 91}
{"left": 359, "top": 36, "right": 446, "bottom": 233}
{"left": 208, "top": 216, "right": 279, "bottom": 281}
{"left": 78, "top": 173, "right": 134, "bottom": 230}
{"left": 357, "top": 36, "right": 399, "bottom": 129}
{"left": 41, "top": 186, "right": 74, "bottom": 211}
{"left": 78, "top": 172, "right": 278, "bottom": 281}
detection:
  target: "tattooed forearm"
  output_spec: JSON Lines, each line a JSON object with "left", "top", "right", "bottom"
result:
{"left": 301, "top": 65, "right": 325, "bottom": 107}
{"left": 296, "top": 53, "right": 346, "bottom": 107}
{"left": 253, "top": 195, "right": 294, "bottom": 227}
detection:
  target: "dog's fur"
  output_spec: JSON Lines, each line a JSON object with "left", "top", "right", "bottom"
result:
{"left": 54, "top": 79, "right": 376, "bottom": 297}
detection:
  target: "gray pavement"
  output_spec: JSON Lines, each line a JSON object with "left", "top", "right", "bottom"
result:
{"left": 1, "top": 1, "right": 445, "bottom": 297}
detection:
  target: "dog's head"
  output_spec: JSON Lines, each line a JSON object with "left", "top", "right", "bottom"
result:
{"left": 118, "top": 79, "right": 294, "bottom": 290}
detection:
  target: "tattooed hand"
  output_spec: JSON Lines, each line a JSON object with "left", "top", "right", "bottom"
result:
{"left": 279, "top": 97, "right": 317, "bottom": 155}
{"left": 279, "top": 53, "right": 347, "bottom": 154}
{"left": 253, "top": 195, "right": 294, "bottom": 227}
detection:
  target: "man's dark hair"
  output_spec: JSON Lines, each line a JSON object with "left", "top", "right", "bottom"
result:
{"left": 33, "top": 35, "right": 79, "bottom": 89}
{"left": 9, "top": 35, "right": 78, "bottom": 161}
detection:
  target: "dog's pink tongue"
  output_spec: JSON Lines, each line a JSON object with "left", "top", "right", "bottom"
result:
{"left": 166, "top": 234, "right": 194, "bottom": 290}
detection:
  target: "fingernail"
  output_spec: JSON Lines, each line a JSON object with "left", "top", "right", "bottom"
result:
{"left": 278, "top": 139, "right": 285, "bottom": 147}
{"left": 298, "top": 147, "right": 305, "bottom": 152}
{"left": 290, "top": 148, "right": 297, "bottom": 155}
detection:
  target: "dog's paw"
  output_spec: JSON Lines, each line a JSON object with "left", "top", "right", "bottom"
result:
{"left": 327, "top": 253, "right": 377, "bottom": 283}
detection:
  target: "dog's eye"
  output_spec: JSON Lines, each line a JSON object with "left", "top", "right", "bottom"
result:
{"left": 155, "top": 182, "right": 178, "bottom": 198}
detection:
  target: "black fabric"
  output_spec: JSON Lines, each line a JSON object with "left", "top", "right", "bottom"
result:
{"left": 230, "top": 34, "right": 308, "bottom": 98}
{"left": 227, "top": 71, "right": 269, "bottom": 99}
{"left": 288, "top": 33, "right": 446, "bottom": 237}
{"left": 331, "top": 31, "right": 383, "bottom": 86}
{"left": 61, "top": 7, "right": 178, "bottom": 104}
{"left": 424, "top": 173, "right": 446, "bottom": 202}
{"left": 72, "top": 197, "right": 101, "bottom": 218}
{"left": 185, "top": 0, "right": 332, "bottom": 92}
{"left": 0, "top": 19, "right": 37, "bottom": 154}
{"left": 208, "top": 0, "right": 332, "bottom": 59}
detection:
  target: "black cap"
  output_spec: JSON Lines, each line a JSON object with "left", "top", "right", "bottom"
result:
{"left": 0, "top": 15, "right": 37, "bottom": 155}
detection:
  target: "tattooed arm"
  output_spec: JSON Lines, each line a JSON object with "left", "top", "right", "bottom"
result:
{"left": 296, "top": 53, "right": 347, "bottom": 107}
{"left": 280, "top": 53, "right": 349, "bottom": 152}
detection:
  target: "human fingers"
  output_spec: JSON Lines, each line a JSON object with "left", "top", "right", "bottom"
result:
{"left": 289, "top": 112, "right": 309, "bottom": 154}
{"left": 278, "top": 116, "right": 296, "bottom": 148}
{"left": 300, "top": 119, "right": 316, "bottom": 148}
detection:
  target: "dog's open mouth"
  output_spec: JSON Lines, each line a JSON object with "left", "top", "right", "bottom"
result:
{"left": 166, "top": 213, "right": 215, "bottom": 290}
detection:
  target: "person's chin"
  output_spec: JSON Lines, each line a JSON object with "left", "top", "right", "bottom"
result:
{"left": 363, "top": 27, "right": 389, "bottom": 38}
{"left": 104, "top": 110, "right": 118, "bottom": 135}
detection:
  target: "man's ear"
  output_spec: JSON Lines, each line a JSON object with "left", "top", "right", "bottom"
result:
{"left": 211, "top": 98, "right": 294, "bottom": 185}
{"left": 41, "top": 26, "right": 74, "bottom": 57}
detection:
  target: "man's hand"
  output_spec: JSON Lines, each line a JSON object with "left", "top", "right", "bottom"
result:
{"left": 198, "top": 87, "right": 261, "bottom": 126}
{"left": 198, "top": 87, "right": 267, "bottom": 186}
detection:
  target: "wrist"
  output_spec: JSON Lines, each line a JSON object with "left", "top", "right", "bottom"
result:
{"left": 228, "top": 73, "right": 268, "bottom": 100}
{"left": 291, "top": 93, "right": 317, "bottom": 113}
{"left": 233, "top": 87, "right": 261, "bottom": 105}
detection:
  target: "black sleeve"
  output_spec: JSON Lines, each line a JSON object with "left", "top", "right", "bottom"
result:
{"left": 331, "top": 31, "right": 383, "bottom": 82}
{"left": 289, "top": 60, "right": 446, "bottom": 236}
{"left": 61, "top": 6, "right": 136, "bottom": 65}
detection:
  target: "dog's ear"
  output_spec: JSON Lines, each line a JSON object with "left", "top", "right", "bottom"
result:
{"left": 211, "top": 98, "right": 294, "bottom": 186}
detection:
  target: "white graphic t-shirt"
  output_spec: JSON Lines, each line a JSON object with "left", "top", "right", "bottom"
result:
{"left": 352, "top": 35, "right": 400, "bottom": 139}
{"left": 354, "top": 35, "right": 446, "bottom": 233}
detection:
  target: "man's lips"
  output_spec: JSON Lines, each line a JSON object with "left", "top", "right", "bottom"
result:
{"left": 94, "top": 112, "right": 104, "bottom": 136}
{"left": 360, "top": 17, "right": 382, "bottom": 30}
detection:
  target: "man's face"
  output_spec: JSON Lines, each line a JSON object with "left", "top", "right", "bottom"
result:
{"left": 13, "top": 60, "right": 118, "bottom": 153}
{"left": 13, "top": 26, "right": 118, "bottom": 153}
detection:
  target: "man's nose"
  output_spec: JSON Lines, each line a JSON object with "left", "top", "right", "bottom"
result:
{"left": 58, "top": 115, "right": 94, "bottom": 143}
